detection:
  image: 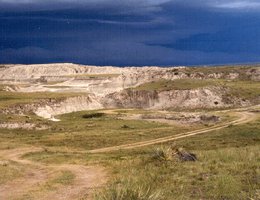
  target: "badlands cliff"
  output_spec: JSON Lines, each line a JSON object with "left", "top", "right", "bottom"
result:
{"left": 0, "top": 63, "right": 259, "bottom": 119}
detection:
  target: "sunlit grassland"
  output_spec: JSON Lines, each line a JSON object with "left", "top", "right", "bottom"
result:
{"left": 0, "top": 109, "right": 258, "bottom": 199}
{"left": 18, "top": 112, "right": 260, "bottom": 200}
{"left": 0, "top": 110, "right": 209, "bottom": 152}
{"left": 94, "top": 114, "right": 260, "bottom": 200}
{"left": 99, "top": 146, "right": 259, "bottom": 200}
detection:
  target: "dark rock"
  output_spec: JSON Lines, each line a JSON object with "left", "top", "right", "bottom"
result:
{"left": 174, "top": 148, "right": 197, "bottom": 162}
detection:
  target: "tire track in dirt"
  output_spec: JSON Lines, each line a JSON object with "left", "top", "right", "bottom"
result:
{"left": 89, "top": 111, "right": 257, "bottom": 153}
{"left": 0, "top": 148, "right": 106, "bottom": 200}
{"left": 0, "top": 148, "right": 48, "bottom": 200}
{"left": 0, "top": 106, "right": 258, "bottom": 199}
{"left": 37, "top": 164, "right": 106, "bottom": 200}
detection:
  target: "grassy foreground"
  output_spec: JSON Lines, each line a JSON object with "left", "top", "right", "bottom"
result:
{"left": 94, "top": 114, "right": 260, "bottom": 200}
{"left": 7, "top": 110, "right": 256, "bottom": 200}
{"left": 0, "top": 107, "right": 258, "bottom": 199}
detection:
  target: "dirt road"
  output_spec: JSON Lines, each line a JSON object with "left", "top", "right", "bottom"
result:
{"left": 89, "top": 111, "right": 256, "bottom": 153}
{"left": 0, "top": 148, "right": 106, "bottom": 200}
{"left": 0, "top": 109, "right": 257, "bottom": 199}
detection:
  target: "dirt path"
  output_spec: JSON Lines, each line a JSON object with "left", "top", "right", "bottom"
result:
{"left": 37, "top": 165, "right": 106, "bottom": 200}
{"left": 0, "top": 148, "right": 48, "bottom": 200}
{"left": 89, "top": 111, "right": 257, "bottom": 153}
{"left": 0, "top": 107, "right": 258, "bottom": 199}
{"left": 0, "top": 147, "right": 106, "bottom": 200}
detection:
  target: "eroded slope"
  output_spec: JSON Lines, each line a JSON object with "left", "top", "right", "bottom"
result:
{"left": 0, "top": 64, "right": 259, "bottom": 119}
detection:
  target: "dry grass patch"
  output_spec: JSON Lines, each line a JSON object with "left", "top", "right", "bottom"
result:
{"left": 0, "top": 160, "right": 25, "bottom": 184}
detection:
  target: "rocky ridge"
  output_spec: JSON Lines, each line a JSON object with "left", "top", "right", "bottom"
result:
{"left": 0, "top": 63, "right": 258, "bottom": 120}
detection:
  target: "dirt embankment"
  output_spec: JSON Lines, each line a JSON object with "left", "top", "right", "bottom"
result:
{"left": 0, "top": 95, "right": 103, "bottom": 120}
{"left": 37, "top": 86, "right": 249, "bottom": 120}
{"left": 0, "top": 86, "right": 251, "bottom": 121}
{"left": 35, "top": 95, "right": 103, "bottom": 119}
{"left": 102, "top": 86, "right": 250, "bottom": 110}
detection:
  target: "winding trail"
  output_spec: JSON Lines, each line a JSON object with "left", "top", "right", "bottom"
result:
{"left": 0, "top": 148, "right": 106, "bottom": 200}
{"left": 0, "top": 107, "right": 258, "bottom": 199}
{"left": 89, "top": 111, "right": 257, "bottom": 153}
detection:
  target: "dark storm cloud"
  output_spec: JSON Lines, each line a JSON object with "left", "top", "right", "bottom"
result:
{"left": 0, "top": 0, "right": 260, "bottom": 66}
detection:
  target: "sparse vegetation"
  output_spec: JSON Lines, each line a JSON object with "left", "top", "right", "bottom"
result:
{"left": 222, "top": 80, "right": 260, "bottom": 103}
{"left": 0, "top": 160, "right": 25, "bottom": 184}
{"left": 0, "top": 89, "right": 86, "bottom": 109}
{"left": 48, "top": 170, "right": 75, "bottom": 186}
{"left": 17, "top": 170, "right": 76, "bottom": 200}
{"left": 177, "top": 65, "right": 259, "bottom": 80}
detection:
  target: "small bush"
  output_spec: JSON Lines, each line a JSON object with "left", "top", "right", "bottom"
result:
{"left": 151, "top": 146, "right": 197, "bottom": 162}
{"left": 121, "top": 125, "right": 130, "bottom": 129}
{"left": 82, "top": 113, "right": 105, "bottom": 119}
{"left": 151, "top": 147, "right": 173, "bottom": 162}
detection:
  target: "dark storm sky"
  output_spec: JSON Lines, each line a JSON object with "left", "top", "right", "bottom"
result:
{"left": 1, "top": 0, "right": 260, "bottom": 66}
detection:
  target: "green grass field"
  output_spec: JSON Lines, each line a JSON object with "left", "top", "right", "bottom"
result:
{"left": 0, "top": 108, "right": 259, "bottom": 200}
{"left": 10, "top": 111, "right": 257, "bottom": 200}
{"left": 1, "top": 110, "right": 213, "bottom": 152}
{"left": 94, "top": 114, "right": 260, "bottom": 200}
